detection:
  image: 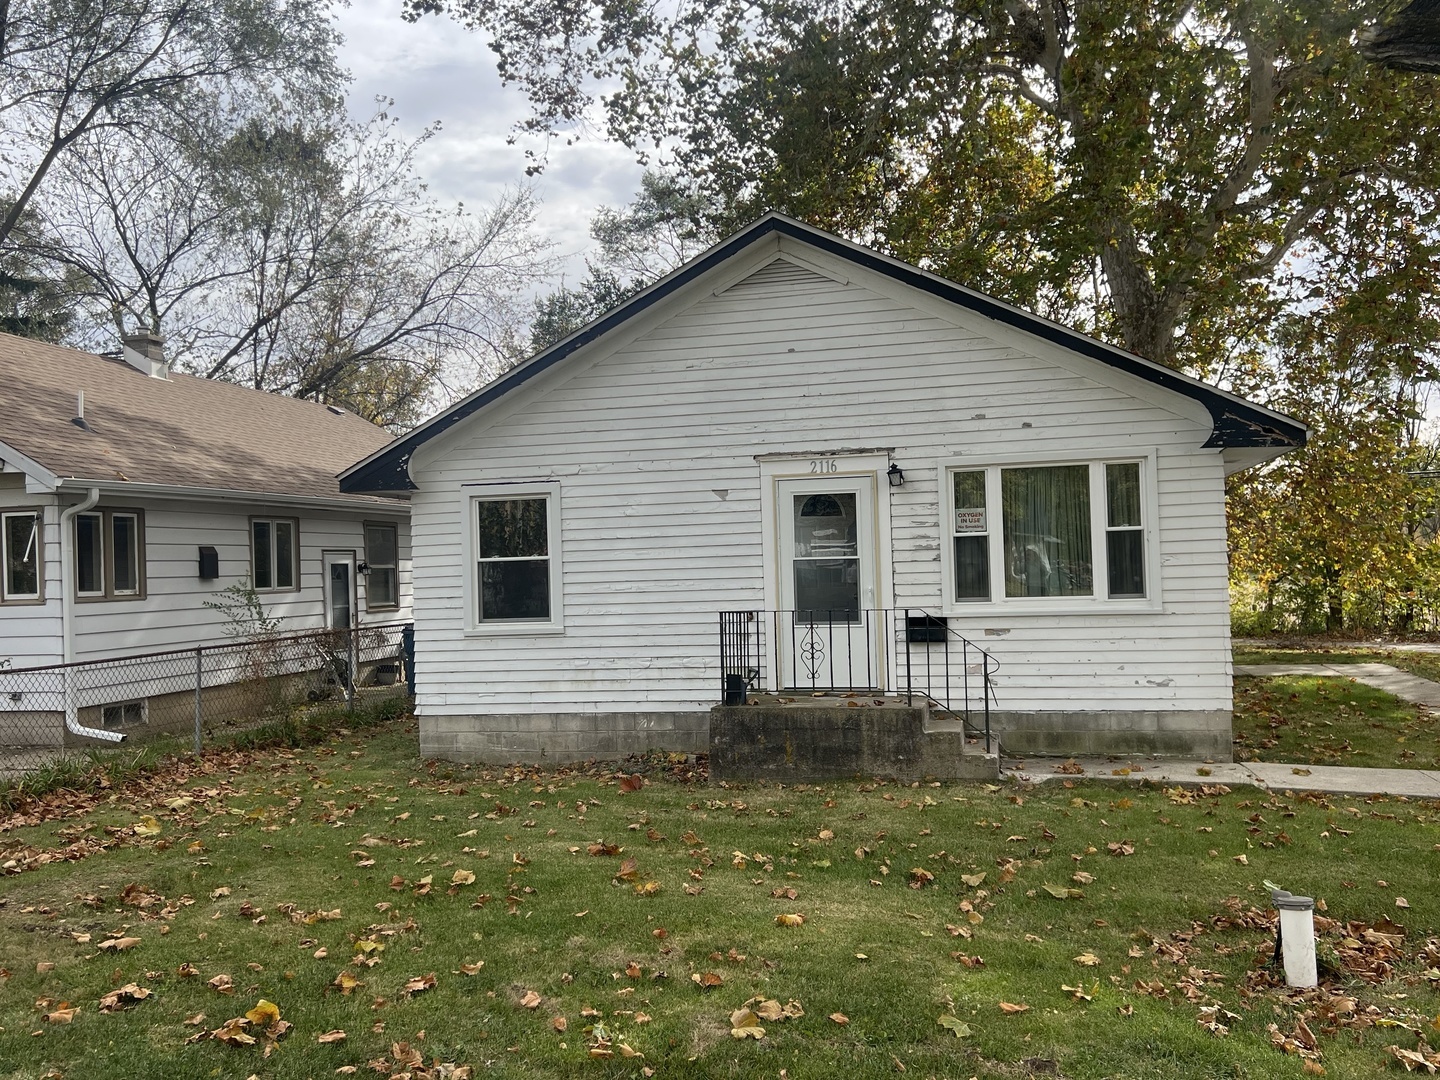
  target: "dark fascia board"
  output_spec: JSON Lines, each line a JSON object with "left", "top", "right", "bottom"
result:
{"left": 340, "top": 214, "right": 1306, "bottom": 493}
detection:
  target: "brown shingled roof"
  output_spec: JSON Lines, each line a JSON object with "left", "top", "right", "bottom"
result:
{"left": 0, "top": 333, "right": 400, "bottom": 503}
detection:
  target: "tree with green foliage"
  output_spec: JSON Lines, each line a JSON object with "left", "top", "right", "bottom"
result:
{"left": 410, "top": 0, "right": 1439, "bottom": 372}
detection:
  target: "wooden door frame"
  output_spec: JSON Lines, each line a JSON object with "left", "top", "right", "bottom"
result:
{"left": 756, "top": 451, "right": 896, "bottom": 690}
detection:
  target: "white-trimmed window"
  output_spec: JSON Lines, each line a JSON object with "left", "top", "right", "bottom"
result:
{"left": 75, "top": 508, "right": 145, "bottom": 600}
{"left": 1, "top": 510, "right": 42, "bottom": 602}
{"left": 364, "top": 521, "right": 399, "bottom": 610}
{"left": 251, "top": 518, "right": 298, "bottom": 591}
{"left": 945, "top": 458, "right": 1151, "bottom": 608}
{"left": 470, "top": 485, "right": 562, "bottom": 629}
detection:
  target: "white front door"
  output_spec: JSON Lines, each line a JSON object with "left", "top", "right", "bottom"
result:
{"left": 775, "top": 474, "right": 883, "bottom": 689}
{"left": 323, "top": 551, "right": 356, "bottom": 630}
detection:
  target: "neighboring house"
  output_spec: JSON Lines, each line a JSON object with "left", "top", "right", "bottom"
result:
{"left": 340, "top": 214, "right": 1304, "bottom": 763}
{"left": 0, "top": 330, "right": 412, "bottom": 738}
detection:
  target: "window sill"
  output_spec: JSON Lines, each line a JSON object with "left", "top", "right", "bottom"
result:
{"left": 75, "top": 594, "right": 147, "bottom": 603}
{"left": 941, "top": 598, "right": 1162, "bottom": 618}
{"left": 463, "top": 623, "right": 566, "bottom": 638}
{"left": 0, "top": 597, "right": 46, "bottom": 606}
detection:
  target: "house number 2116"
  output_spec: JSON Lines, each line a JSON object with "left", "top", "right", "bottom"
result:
{"left": 808, "top": 459, "right": 838, "bottom": 473}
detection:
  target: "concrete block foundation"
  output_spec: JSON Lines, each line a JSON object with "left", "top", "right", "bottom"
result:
{"left": 418, "top": 711, "right": 710, "bottom": 764}
{"left": 992, "top": 709, "right": 1233, "bottom": 760}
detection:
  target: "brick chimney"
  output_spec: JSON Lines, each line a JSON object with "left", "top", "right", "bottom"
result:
{"left": 121, "top": 328, "right": 168, "bottom": 379}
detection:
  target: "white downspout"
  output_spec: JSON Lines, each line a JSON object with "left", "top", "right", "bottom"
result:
{"left": 59, "top": 487, "right": 125, "bottom": 743}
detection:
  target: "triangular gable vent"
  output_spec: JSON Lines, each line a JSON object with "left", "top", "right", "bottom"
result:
{"left": 717, "top": 257, "right": 839, "bottom": 296}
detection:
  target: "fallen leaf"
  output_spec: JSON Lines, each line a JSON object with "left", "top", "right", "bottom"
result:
{"left": 451, "top": 869, "right": 476, "bottom": 886}
{"left": 774, "top": 913, "right": 806, "bottom": 927}
{"left": 401, "top": 973, "right": 437, "bottom": 997}
{"left": 99, "top": 983, "right": 151, "bottom": 1012}
{"left": 937, "top": 1015, "right": 971, "bottom": 1038}
{"left": 1074, "top": 952, "right": 1102, "bottom": 966}
{"left": 133, "top": 816, "right": 163, "bottom": 837}
{"left": 97, "top": 937, "right": 141, "bottom": 952}
{"left": 208, "top": 974, "right": 235, "bottom": 994}
{"left": 691, "top": 972, "right": 724, "bottom": 989}
{"left": 45, "top": 1005, "right": 79, "bottom": 1023}
{"left": 999, "top": 1002, "right": 1030, "bottom": 1014}
{"left": 552, "top": 1016, "right": 567, "bottom": 1032}
{"left": 618, "top": 774, "right": 644, "bottom": 793}
{"left": 317, "top": 1029, "right": 347, "bottom": 1044}
{"left": 729, "top": 1008, "right": 765, "bottom": 1039}
{"left": 245, "top": 999, "right": 281, "bottom": 1027}
{"left": 519, "top": 990, "right": 542, "bottom": 1009}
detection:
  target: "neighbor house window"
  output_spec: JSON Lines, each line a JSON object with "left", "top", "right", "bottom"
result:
{"left": 251, "top": 518, "right": 298, "bottom": 591}
{"left": 74, "top": 509, "right": 145, "bottom": 600}
{"left": 1, "top": 510, "right": 42, "bottom": 602}
{"left": 472, "top": 487, "right": 561, "bottom": 626}
{"left": 945, "top": 460, "right": 1148, "bottom": 605}
{"left": 364, "top": 522, "right": 399, "bottom": 610}
{"left": 101, "top": 700, "right": 147, "bottom": 728}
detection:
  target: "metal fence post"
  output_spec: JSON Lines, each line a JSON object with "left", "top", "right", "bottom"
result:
{"left": 193, "top": 646, "right": 203, "bottom": 754}
{"left": 347, "top": 625, "right": 358, "bottom": 712}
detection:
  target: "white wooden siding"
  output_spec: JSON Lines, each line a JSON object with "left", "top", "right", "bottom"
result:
{"left": 0, "top": 478, "right": 62, "bottom": 667}
{"left": 0, "top": 471, "right": 411, "bottom": 669}
{"left": 70, "top": 498, "right": 411, "bottom": 662}
{"left": 408, "top": 255, "right": 1233, "bottom": 716}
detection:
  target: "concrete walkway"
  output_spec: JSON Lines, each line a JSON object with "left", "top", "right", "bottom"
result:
{"left": 1000, "top": 756, "right": 1440, "bottom": 797}
{"left": 1235, "top": 661, "right": 1440, "bottom": 708}
{"left": 1001, "top": 661, "right": 1440, "bottom": 797}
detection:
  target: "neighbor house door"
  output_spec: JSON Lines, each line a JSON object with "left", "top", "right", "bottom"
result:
{"left": 323, "top": 551, "right": 356, "bottom": 630}
{"left": 774, "top": 474, "right": 882, "bottom": 689}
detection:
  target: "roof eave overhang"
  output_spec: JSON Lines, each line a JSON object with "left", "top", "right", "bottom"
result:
{"left": 339, "top": 215, "right": 1306, "bottom": 494}
{"left": 53, "top": 478, "right": 408, "bottom": 513}
{"left": 0, "top": 439, "right": 60, "bottom": 492}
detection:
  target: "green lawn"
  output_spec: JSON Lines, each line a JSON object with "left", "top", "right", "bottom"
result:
{"left": 1232, "top": 641, "right": 1440, "bottom": 769}
{"left": 2, "top": 725, "right": 1439, "bottom": 1079}
{"left": 1233, "top": 675, "right": 1440, "bottom": 769}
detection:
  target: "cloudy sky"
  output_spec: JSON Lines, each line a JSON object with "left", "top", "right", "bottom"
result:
{"left": 332, "top": 0, "right": 648, "bottom": 282}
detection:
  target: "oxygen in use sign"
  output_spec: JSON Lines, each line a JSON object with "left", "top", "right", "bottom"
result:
{"left": 954, "top": 508, "right": 986, "bottom": 533}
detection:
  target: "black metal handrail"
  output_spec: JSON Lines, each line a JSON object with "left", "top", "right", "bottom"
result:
{"left": 718, "top": 608, "right": 998, "bottom": 754}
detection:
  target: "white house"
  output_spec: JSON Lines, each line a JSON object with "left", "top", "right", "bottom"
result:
{"left": 0, "top": 330, "right": 411, "bottom": 739}
{"left": 339, "top": 215, "right": 1303, "bottom": 765}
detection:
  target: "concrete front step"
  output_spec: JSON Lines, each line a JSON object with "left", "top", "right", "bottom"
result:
{"left": 709, "top": 700, "right": 999, "bottom": 782}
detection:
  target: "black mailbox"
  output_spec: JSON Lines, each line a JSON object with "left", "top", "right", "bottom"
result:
{"left": 198, "top": 546, "right": 219, "bottom": 579}
{"left": 906, "top": 614, "right": 948, "bottom": 643}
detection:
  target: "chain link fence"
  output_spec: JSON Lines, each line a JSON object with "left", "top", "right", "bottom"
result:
{"left": 0, "top": 622, "right": 412, "bottom": 777}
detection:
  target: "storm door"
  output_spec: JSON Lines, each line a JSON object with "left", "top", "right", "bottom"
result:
{"left": 775, "top": 475, "right": 882, "bottom": 689}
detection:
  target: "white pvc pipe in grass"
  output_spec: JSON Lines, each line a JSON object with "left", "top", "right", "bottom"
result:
{"left": 1276, "top": 894, "right": 1318, "bottom": 988}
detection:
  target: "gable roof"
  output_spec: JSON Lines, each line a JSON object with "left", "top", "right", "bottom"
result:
{"left": 340, "top": 213, "right": 1306, "bottom": 494}
{"left": 0, "top": 333, "right": 400, "bottom": 504}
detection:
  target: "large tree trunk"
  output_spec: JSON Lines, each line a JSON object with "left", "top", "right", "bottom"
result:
{"left": 1096, "top": 217, "right": 1183, "bottom": 366}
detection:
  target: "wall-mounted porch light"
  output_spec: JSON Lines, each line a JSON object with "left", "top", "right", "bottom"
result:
{"left": 887, "top": 463, "right": 905, "bottom": 488}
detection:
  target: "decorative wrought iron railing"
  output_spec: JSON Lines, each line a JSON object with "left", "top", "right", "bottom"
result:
{"left": 718, "top": 609, "right": 999, "bottom": 753}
